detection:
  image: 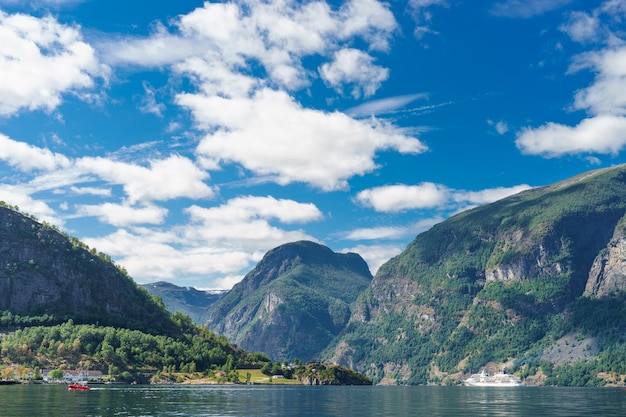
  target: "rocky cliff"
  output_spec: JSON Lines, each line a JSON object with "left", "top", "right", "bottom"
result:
{"left": 204, "top": 241, "right": 372, "bottom": 361}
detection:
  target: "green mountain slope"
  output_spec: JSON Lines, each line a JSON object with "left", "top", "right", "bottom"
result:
{"left": 0, "top": 203, "right": 175, "bottom": 335}
{"left": 0, "top": 203, "right": 265, "bottom": 380}
{"left": 205, "top": 241, "right": 373, "bottom": 362}
{"left": 330, "top": 165, "right": 626, "bottom": 385}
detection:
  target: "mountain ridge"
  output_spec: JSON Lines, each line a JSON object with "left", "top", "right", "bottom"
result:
{"left": 204, "top": 240, "right": 373, "bottom": 361}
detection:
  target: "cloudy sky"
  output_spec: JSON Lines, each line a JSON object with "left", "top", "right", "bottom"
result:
{"left": 1, "top": 0, "right": 625, "bottom": 290}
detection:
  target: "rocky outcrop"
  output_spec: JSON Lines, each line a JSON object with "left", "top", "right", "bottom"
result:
{"left": 585, "top": 215, "right": 626, "bottom": 297}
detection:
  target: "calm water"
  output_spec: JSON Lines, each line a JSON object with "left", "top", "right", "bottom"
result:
{"left": 2, "top": 384, "right": 626, "bottom": 416}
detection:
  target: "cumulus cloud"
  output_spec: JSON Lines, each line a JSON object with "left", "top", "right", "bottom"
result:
{"left": 0, "top": 11, "right": 108, "bottom": 117}
{"left": 184, "top": 88, "right": 426, "bottom": 191}
{"left": 319, "top": 48, "right": 389, "bottom": 98}
{"left": 96, "top": 0, "right": 420, "bottom": 191}
{"left": 74, "top": 203, "right": 168, "bottom": 227}
{"left": 517, "top": 42, "right": 626, "bottom": 157}
{"left": 515, "top": 2, "right": 626, "bottom": 158}
{"left": 0, "top": 134, "right": 214, "bottom": 205}
{"left": 75, "top": 155, "right": 215, "bottom": 203}
{"left": 102, "top": 0, "right": 397, "bottom": 89}
{"left": 82, "top": 196, "right": 323, "bottom": 289}
{"left": 0, "top": 133, "right": 71, "bottom": 172}
{"left": 516, "top": 115, "right": 626, "bottom": 156}
{"left": 355, "top": 183, "right": 448, "bottom": 212}
{"left": 356, "top": 183, "right": 531, "bottom": 212}
{"left": 569, "top": 46, "right": 626, "bottom": 116}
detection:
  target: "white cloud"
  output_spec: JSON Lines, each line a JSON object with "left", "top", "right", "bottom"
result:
{"left": 139, "top": 81, "right": 166, "bottom": 117}
{"left": 186, "top": 196, "right": 323, "bottom": 225}
{"left": 0, "top": 134, "right": 214, "bottom": 204}
{"left": 516, "top": 0, "right": 626, "bottom": 159}
{"left": 183, "top": 88, "right": 426, "bottom": 191}
{"left": 344, "top": 226, "right": 408, "bottom": 240}
{"left": 0, "top": 184, "right": 64, "bottom": 226}
{"left": 319, "top": 48, "right": 389, "bottom": 98}
{"left": 517, "top": 39, "right": 626, "bottom": 157}
{"left": 102, "top": 0, "right": 397, "bottom": 90}
{"left": 569, "top": 46, "right": 626, "bottom": 116}
{"left": 560, "top": 11, "right": 601, "bottom": 43}
{"left": 355, "top": 182, "right": 448, "bottom": 212}
{"left": 0, "top": 133, "right": 71, "bottom": 172}
{"left": 69, "top": 186, "right": 112, "bottom": 197}
{"left": 453, "top": 185, "right": 531, "bottom": 205}
{"left": 74, "top": 202, "right": 168, "bottom": 227}
{"left": 340, "top": 243, "right": 404, "bottom": 275}
{"left": 487, "top": 119, "right": 509, "bottom": 134}
{"left": 81, "top": 196, "right": 323, "bottom": 289}
{"left": 356, "top": 183, "right": 532, "bottom": 212}
{"left": 491, "top": 0, "right": 573, "bottom": 19}
{"left": 407, "top": 0, "right": 447, "bottom": 39}
{"left": 0, "top": 11, "right": 108, "bottom": 117}
{"left": 76, "top": 154, "right": 215, "bottom": 203}
{"left": 98, "top": 0, "right": 416, "bottom": 191}
{"left": 516, "top": 115, "right": 626, "bottom": 156}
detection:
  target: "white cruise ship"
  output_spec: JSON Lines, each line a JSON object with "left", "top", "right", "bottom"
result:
{"left": 464, "top": 369, "right": 523, "bottom": 387}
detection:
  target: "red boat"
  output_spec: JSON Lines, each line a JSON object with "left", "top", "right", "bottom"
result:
{"left": 68, "top": 383, "right": 90, "bottom": 390}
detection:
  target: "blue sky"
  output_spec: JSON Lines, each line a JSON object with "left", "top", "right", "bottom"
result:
{"left": 0, "top": 0, "right": 625, "bottom": 290}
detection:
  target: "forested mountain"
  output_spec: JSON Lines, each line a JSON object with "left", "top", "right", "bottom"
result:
{"left": 204, "top": 241, "right": 373, "bottom": 362}
{"left": 0, "top": 203, "right": 261, "bottom": 380}
{"left": 330, "top": 165, "right": 626, "bottom": 385}
{"left": 141, "top": 281, "right": 224, "bottom": 324}
{"left": 0, "top": 203, "right": 175, "bottom": 335}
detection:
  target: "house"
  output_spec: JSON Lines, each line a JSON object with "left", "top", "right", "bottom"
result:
{"left": 42, "top": 369, "right": 104, "bottom": 383}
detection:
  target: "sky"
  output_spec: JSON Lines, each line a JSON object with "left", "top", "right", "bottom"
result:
{"left": 1, "top": 0, "right": 625, "bottom": 290}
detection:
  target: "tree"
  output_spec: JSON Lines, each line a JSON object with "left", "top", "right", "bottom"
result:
{"left": 1, "top": 367, "right": 15, "bottom": 380}
{"left": 49, "top": 369, "right": 64, "bottom": 380}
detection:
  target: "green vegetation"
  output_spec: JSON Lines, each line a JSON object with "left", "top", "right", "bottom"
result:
{"left": 334, "top": 166, "right": 626, "bottom": 385}
{"left": 0, "top": 313, "right": 267, "bottom": 383}
{"left": 206, "top": 241, "right": 372, "bottom": 362}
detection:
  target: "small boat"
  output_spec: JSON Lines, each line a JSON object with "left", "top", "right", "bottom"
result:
{"left": 464, "top": 369, "right": 523, "bottom": 387}
{"left": 68, "top": 383, "right": 90, "bottom": 390}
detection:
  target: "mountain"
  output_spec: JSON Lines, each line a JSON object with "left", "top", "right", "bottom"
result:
{"left": 204, "top": 240, "right": 373, "bottom": 362}
{"left": 0, "top": 203, "right": 175, "bottom": 335}
{"left": 0, "top": 203, "right": 265, "bottom": 380}
{"left": 329, "top": 165, "right": 626, "bottom": 385}
{"left": 141, "top": 281, "right": 224, "bottom": 324}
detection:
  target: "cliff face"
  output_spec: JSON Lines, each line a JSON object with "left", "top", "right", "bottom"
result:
{"left": 0, "top": 206, "right": 174, "bottom": 334}
{"left": 204, "top": 241, "right": 372, "bottom": 361}
{"left": 331, "top": 165, "right": 626, "bottom": 384}
{"left": 585, "top": 214, "right": 626, "bottom": 297}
